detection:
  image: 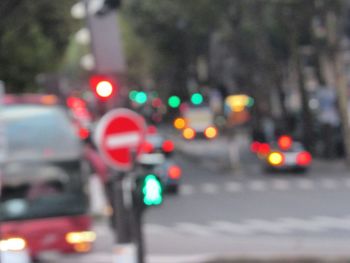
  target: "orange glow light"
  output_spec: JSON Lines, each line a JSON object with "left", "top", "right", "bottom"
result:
{"left": 174, "top": 118, "right": 186, "bottom": 130}
{"left": 182, "top": 127, "right": 195, "bottom": 140}
{"left": 204, "top": 126, "right": 218, "bottom": 139}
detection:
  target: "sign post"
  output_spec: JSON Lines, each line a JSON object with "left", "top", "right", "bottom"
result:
{"left": 95, "top": 108, "right": 146, "bottom": 263}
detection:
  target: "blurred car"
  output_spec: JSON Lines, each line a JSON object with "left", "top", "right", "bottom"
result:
{"left": 180, "top": 106, "right": 218, "bottom": 140}
{"left": 139, "top": 126, "right": 182, "bottom": 193}
{"left": 0, "top": 104, "right": 95, "bottom": 260}
{"left": 262, "top": 135, "right": 313, "bottom": 172}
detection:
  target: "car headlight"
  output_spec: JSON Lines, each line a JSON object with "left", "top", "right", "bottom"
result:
{"left": 0, "top": 237, "right": 27, "bottom": 252}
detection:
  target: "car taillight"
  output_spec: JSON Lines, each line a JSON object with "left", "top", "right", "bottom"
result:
{"left": 182, "top": 127, "right": 196, "bottom": 140}
{"left": 79, "top": 127, "right": 90, "bottom": 140}
{"left": 296, "top": 151, "right": 312, "bottom": 166}
{"left": 278, "top": 135, "right": 293, "bottom": 151}
{"left": 250, "top": 141, "right": 261, "bottom": 153}
{"left": 267, "top": 152, "right": 285, "bottom": 166}
{"left": 162, "top": 140, "right": 175, "bottom": 153}
{"left": 204, "top": 126, "right": 218, "bottom": 139}
{"left": 258, "top": 143, "right": 270, "bottom": 156}
{"left": 168, "top": 165, "right": 182, "bottom": 179}
{"left": 141, "top": 141, "right": 154, "bottom": 153}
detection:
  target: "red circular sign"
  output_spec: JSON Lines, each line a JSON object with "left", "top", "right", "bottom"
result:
{"left": 95, "top": 109, "right": 146, "bottom": 171}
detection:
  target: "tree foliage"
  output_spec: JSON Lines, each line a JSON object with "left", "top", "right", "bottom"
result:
{"left": 0, "top": 0, "right": 77, "bottom": 92}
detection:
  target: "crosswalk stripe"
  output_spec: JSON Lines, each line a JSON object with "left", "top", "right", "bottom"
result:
{"left": 179, "top": 184, "right": 195, "bottom": 196}
{"left": 225, "top": 182, "right": 243, "bottom": 192}
{"left": 176, "top": 223, "right": 214, "bottom": 236}
{"left": 201, "top": 183, "right": 219, "bottom": 194}
{"left": 248, "top": 180, "right": 266, "bottom": 191}
{"left": 271, "top": 179, "right": 290, "bottom": 191}
{"left": 296, "top": 179, "right": 314, "bottom": 190}
{"left": 320, "top": 179, "right": 338, "bottom": 189}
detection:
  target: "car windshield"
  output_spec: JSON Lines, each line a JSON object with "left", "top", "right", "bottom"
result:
{"left": 1, "top": 105, "right": 81, "bottom": 162}
{"left": 0, "top": 161, "right": 88, "bottom": 222}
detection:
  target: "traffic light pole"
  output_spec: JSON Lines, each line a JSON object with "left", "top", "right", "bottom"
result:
{"left": 110, "top": 170, "right": 146, "bottom": 263}
{"left": 131, "top": 195, "right": 145, "bottom": 263}
{"left": 111, "top": 174, "right": 132, "bottom": 244}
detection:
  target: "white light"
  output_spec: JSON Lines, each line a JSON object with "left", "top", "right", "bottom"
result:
{"left": 71, "top": 2, "right": 86, "bottom": 19}
{"left": 80, "top": 54, "right": 95, "bottom": 71}
{"left": 96, "top": 81, "right": 113, "bottom": 98}
{"left": 75, "top": 28, "right": 91, "bottom": 45}
{"left": 0, "top": 238, "right": 26, "bottom": 251}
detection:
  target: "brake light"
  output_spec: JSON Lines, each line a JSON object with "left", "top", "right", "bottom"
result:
{"left": 168, "top": 165, "right": 182, "bottom": 179}
{"left": 204, "top": 126, "right": 218, "bottom": 139}
{"left": 251, "top": 141, "right": 261, "bottom": 153}
{"left": 162, "top": 140, "right": 175, "bottom": 153}
{"left": 296, "top": 151, "right": 312, "bottom": 166}
{"left": 141, "top": 141, "right": 154, "bottom": 153}
{"left": 278, "top": 135, "right": 293, "bottom": 151}
{"left": 79, "top": 127, "right": 90, "bottom": 140}
{"left": 258, "top": 143, "right": 270, "bottom": 156}
{"left": 182, "top": 127, "right": 196, "bottom": 140}
{"left": 267, "top": 152, "right": 285, "bottom": 166}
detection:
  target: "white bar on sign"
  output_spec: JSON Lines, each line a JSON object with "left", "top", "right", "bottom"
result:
{"left": 106, "top": 132, "right": 140, "bottom": 149}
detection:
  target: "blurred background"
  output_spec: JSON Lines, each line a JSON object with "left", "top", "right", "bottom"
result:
{"left": 2, "top": 0, "right": 350, "bottom": 263}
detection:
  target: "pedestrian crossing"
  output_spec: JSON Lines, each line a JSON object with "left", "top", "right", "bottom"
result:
{"left": 179, "top": 177, "right": 350, "bottom": 196}
{"left": 142, "top": 215, "right": 350, "bottom": 237}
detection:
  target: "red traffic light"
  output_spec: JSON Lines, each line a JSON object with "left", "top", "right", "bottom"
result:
{"left": 90, "top": 75, "right": 117, "bottom": 100}
{"left": 278, "top": 135, "right": 293, "bottom": 151}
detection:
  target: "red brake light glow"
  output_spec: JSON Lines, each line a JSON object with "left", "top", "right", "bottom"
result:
{"left": 79, "top": 127, "right": 90, "bottom": 140}
{"left": 141, "top": 141, "right": 154, "bottom": 153}
{"left": 168, "top": 165, "right": 182, "bottom": 179}
{"left": 278, "top": 135, "right": 293, "bottom": 151}
{"left": 162, "top": 140, "right": 175, "bottom": 153}
{"left": 258, "top": 143, "right": 270, "bottom": 156}
{"left": 296, "top": 151, "right": 312, "bottom": 166}
{"left": 251, "top": 141, "right": 261, "bottom": 153}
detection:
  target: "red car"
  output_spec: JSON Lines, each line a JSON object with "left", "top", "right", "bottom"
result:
{"left": 1, "top": 103, "right": 96, "bottom": 260}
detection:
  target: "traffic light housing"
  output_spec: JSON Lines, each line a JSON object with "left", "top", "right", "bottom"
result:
{"left": 90, "top": 75, "right": 117, "bottom": 101}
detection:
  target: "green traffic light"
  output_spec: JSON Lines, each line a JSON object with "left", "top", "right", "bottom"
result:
{"left": 142, "top": 174, "right": 163, "bottom": 206}
{"left": 168, "top": 96, "right": 181, "bottom": 108}
{"left": 191, "top": 93, "right": 203, "bottom": 105}
{"left": 135, "top": 91, "right": 147, "bottom": 104}
{"left": 129, "top": 90, "right": 138, "bottom": 101}
{"left": 247, "top": 97, "right": 255, "bottom": 107}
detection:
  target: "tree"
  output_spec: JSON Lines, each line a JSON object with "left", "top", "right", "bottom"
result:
{"left": 0, "top": 0, "right": 77, "bottom": 92}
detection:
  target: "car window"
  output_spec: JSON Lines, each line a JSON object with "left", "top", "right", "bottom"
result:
{"left": 1, "top": 105, "right": 81, "bottom": 161}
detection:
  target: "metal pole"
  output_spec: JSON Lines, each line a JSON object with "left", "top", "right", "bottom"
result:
{"left": 131, "top": 198, "right": 145, "bottom": 263}
{"left": 111, "top": 174, "right": 132, "bottom": 243}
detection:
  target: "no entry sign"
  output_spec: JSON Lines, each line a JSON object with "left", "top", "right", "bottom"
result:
{"left": 95, "top": 108, "right": 146, "bottom": 171}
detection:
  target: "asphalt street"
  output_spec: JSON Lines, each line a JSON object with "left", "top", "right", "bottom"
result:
{"left": 60, "top": 138, "right": 350, "bottom": 263}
